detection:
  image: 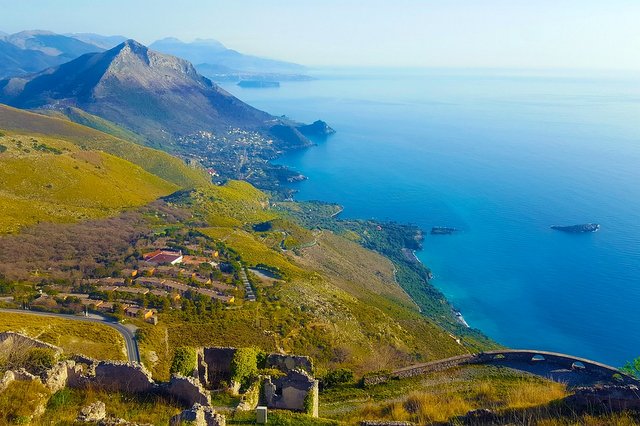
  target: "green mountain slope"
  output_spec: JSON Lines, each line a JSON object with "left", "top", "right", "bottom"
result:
{"left": 0, "top": 130, "right": 178, "bottom": 233}
{"left": 0, "top": 104, "right": 210, "bottom": 188}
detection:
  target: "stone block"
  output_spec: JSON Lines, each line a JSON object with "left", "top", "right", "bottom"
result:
{"left": 256, "top": 406, "right": 267, "bottom": 424}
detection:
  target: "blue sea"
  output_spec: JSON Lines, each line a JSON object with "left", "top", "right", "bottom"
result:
{"left": 221, "top": 69, "right": 640, "bottom": 367}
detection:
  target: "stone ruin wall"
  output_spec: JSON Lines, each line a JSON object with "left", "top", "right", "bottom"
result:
{"left": 265, "top": 353, "right": 313, "bottom": 374}
{"left": 198, "top": 347, "right": 314, "bottom": 388}
{"left": 0, "top": 331, "right": 63, "bottom": 354}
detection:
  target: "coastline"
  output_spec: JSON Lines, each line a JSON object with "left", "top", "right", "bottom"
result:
{"left": 223, "top": 74, "right": 640, "bottom": 366}
{"left": 330, "top": 206, "right": 344, "bottom": 218}
{"left": 408, "top": 246, "right": 471, "bottom": 328}
{"left": 225, "top": 81, "right": 491, "bottom": 348}
{"left": 454, "top": 311, "right": 470, "bottom": 328}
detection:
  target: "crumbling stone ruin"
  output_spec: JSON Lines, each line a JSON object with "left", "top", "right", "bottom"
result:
{"left": 77, "top": 401, "right": 107, "bottom": 422}
{"left": 263, "top": 369, "right": 319, "bottom": 417}
{"left": 196, "top": 346, "right": 319, "bottom": 417}
{"left": 265, "top": 353, "right": 314, "bottom": 374}
{"left": 170, "top": 403, "right": 226, "bottom": 426}
{"left": 0, "top": 333, "right": 225, "bottom": 425}
{"left": 92, "top": 361, "right": 156, "bottom": 393}
{"left": 167, "top": 374, "right": 211, "bottom": 407}
{"left": 0, "top": 331, "right": 63, "bottom": 354}
{"left": 197, "top": 346, "right": 314, "bottom": 386}
{"left": 1, "top": 334, "right": 317, "bottom": 423}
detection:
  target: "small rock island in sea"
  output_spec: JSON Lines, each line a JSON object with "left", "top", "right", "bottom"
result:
{"left": 551, "top": 223, "right": 600, "bottom": 233}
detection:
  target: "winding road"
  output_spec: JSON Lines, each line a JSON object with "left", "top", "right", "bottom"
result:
{"left": 369, "top": 349, "right": 640, "bottom": 388}
{"left": 0, "top": 308, "right": 140, "bottom": 363}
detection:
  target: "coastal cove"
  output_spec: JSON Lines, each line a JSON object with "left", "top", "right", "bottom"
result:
{"left": 220, "top": 70, "right": 640, "bottom": 367}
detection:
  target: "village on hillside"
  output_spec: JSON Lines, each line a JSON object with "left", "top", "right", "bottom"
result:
{"left": 18, "top": 233, "right": 256, "bottom": 324}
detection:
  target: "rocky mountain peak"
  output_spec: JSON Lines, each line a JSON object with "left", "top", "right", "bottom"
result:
{"left": 119, "top": 39, "right": 147, "bottom": 52}
{"left": 111, "top": 39, "right": 150, "bottom": 63}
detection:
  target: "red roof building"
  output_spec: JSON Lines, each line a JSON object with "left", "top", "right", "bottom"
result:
{"left": 142, "top": 250, "right": 183, "bottom": 266}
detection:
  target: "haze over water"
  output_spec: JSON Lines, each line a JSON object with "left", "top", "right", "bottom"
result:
{"left": 222, "top": 70, "right": 640, "bottom": 367}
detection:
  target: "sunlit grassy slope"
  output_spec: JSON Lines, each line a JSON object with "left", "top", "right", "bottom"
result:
{"left": 140, "top": 182, "right": 472, "bottom": 381}
{"left": 322, "top": 365, "right": 569, "bottom": 424}
{"left": 0, "top": 104, "right": 209, "bottom": 188}
{"left": 0, "top": 131, "right": 177, "bottom": 233}
{"left": 0, "top": 312, "right": 126, "bottom": 360}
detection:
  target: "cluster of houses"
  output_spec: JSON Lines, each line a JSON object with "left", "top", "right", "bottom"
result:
{"left": 31, "top": 248, "right": 238, "bottom": 323}
{"left": 177, "top": 127, "right": 277, "bottom": 181}
{"left": 94, "top": 249, "right": 235, "bottom": 301}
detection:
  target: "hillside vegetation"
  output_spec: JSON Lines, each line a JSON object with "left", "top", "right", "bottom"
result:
{"left": 321, "top": 365, "right": 568, "bottom": 423}
{"left": 0, "top": 130, "right": 177, "bottom": 233}
{"left": 0, "top": 312, "right": 126, "bottom": 360}
{"left": 134, "top": 184, "right": 477, "bottom": 381}
{"left": 0, "top": 104, "right": 209, "bottom": 188}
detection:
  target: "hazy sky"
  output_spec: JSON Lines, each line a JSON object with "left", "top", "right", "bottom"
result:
{"left": 1, "top": 0, "right": 639, "bottom": 70}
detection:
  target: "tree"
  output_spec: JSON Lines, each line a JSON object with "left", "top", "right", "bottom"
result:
{"left": 170, "top": 347, "right": 197, "bottom": 377}
{"left": 622, "top": 356, "right": 640, "bottom": 379}
{"left": 230, "top": 348, "right": 260, "bottom": 391}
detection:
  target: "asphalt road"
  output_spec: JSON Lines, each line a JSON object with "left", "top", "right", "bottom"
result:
{"left": 0, "top": 308, "right": 141, "bottom": 363}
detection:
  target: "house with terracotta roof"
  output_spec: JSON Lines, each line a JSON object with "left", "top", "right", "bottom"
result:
{"left": 143, "top": 250, "right": 183, "bottom": 266}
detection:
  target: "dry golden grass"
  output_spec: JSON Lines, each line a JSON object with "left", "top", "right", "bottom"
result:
{"left": 328, "top": 366, "right": 570, "bottom": 424}
{"left": 505, "top": 379, "right": 568, "bottom": 409}
{"left": 0, "top": 132, "right": 178, "bottom": 233}
{"left": 0, "top": 104, "right": 210, "bottom": 188}
{"left": 0, "top": 312, "right": 126, "bottom": 360}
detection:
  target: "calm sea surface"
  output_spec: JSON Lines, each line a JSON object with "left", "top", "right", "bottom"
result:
{"left": 221, "top": 70, "right": 640, "bottom": 366}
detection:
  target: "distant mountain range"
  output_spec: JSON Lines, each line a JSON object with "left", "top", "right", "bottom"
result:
{"left": 149, "top": 37, "right": 310, "bottom": 81}
{"left": 0, "top": 30, "right": 105, "bottom": 78}
{"left": 0, "top": 30, "right": 309, "bottom": 81}
{"left": 5, "top": 30, "right": 102, "bottom": 58}
{"left": 0, "top": 39, "right": 61, "bottom": 77}
{"left": 0, "top": 39, "right": 321, "bottom": 189}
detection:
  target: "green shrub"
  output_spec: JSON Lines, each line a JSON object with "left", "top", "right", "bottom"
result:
{"left": 230, "top": 347, "right": 260, "bottom": 390}
{"left": 322, "top": 368, "right": 354, "bottom": 388}
{"left": 170, "top": 347, "right": 197, "bottom": 377}
{"left": 0, "top": 144, "right": 7, "bottom": 153}
{"left": 303, "top": 389, "right": 316, "bottom": 415}
{"left": 258, "top": 368, "right": 286, "bottom": 378}
{"left": 46, "top": 388, "right": 79, "bottom": 410}
{"left": 622, "top": 356, "right": 640, "bottom": 379}
{"left": 25, "top": 347, "right": 56, "bottom": 375}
